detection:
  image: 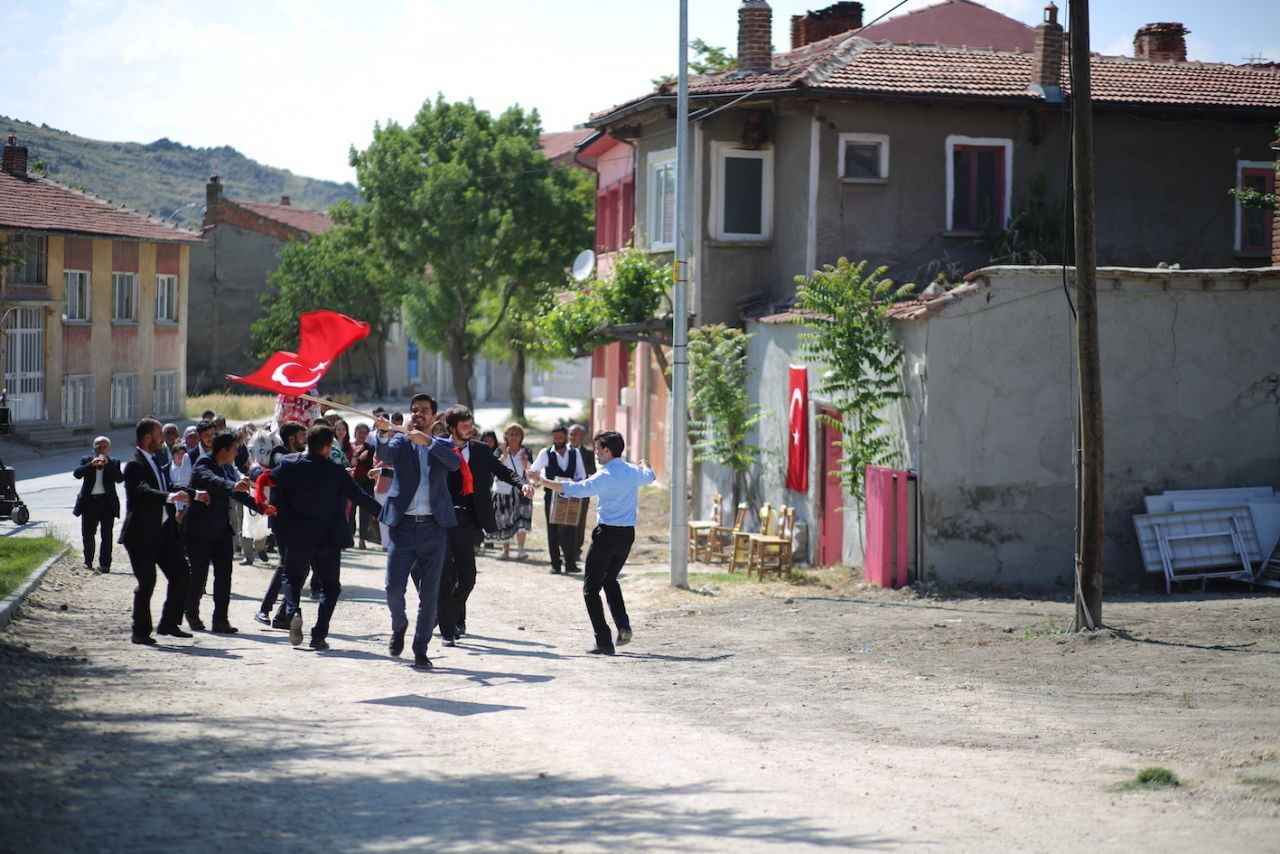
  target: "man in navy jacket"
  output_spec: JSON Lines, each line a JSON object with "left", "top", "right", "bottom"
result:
{"left": 73, "top": 435, "right": 124, "bottom": 572}
{"left": 373, "top": 393, "right": 460, "bottom": 670}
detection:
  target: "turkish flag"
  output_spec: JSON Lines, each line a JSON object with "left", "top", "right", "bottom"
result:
{"left": 228, "top": 310, "right": 371, "bottom": 395}
{"left": 786, "top": 365, "right": 808, "bottom": 492}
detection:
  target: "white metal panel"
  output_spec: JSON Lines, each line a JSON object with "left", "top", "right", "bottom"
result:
{"left": 1145, "top": 487, "right": 1275, "bottom": 515}
{"left": 1134, "top": 507, "right": 1263, "bottom": 574}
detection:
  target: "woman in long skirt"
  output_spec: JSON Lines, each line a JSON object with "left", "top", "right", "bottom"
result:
{"left": 492, "top": 423, "right": 533, "bottom": 559}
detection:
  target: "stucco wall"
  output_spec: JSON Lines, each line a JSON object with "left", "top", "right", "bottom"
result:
{"left": 902, "top": 266, "right": 1280, "bottom": 586}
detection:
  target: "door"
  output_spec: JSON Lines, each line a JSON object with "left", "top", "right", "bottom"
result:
{"left": 4, "top": 308, "right": 44, "bottom": 422}
{"left": 818, "top": 409, "right": 844, "bottom": 565}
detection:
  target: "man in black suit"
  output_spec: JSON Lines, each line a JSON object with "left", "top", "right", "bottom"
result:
{"left": 119, "top": 417, "right": 208, "bottom": 645}
{"left": 183, "top": 430, "right": 259, "bottom": 633}
{"left": 252, "top": 421, "right": 307, "bottom": 627}
{"left": 267, "top": 424, "right": 382, "bottom": 650}
{"left": 437, "top": 405, "right": 533, "bottom": 646}
{"left": 73, "top": 435, "right": 124, "bottom": 573}
{"left": 568, "top": 424, "right": 597, "bottom": 556}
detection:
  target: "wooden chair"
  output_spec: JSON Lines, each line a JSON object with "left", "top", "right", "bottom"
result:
{"left": 730, "top": 503, "right": 771, "bottom": 573}
{"left": 750, "top": 506, "right": 796, "bottom": 579}
{"left": 707, "top": 502, "right": 746, "bottom": 566}
{"left": 687, "top": 493, "right": 722, "bottom": 563}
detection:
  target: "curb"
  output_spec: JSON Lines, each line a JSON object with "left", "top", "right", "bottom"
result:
{"left": 0, "top": 546, "right": 71, "bottom": 633}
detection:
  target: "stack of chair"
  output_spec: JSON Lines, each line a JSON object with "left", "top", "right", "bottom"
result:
{"left": 687, "top": 493, "right": 723, "bottom": 563}
{"left": 749, "top": 505, "right": 795, "bottom": 579}
{"left": 708, "top": 502, "right": 747, "bottom": 566}
{"left": 729, "top": 503, "right": 771, "bottom": 572}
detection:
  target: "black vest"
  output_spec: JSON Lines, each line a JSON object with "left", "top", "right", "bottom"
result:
{"left": 545, "top": 447, "right": 579, "bottom": 481}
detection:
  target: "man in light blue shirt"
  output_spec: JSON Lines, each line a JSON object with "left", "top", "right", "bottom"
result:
{"left": 535, "top": 430, "right": 655, "bottom": 655}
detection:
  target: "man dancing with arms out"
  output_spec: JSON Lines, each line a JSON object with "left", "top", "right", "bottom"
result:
{"left": 373, "top": 394, "right": 460, "bottom": 670}
{"left": 532, "top": 431, "right": 655, "bottom": 655}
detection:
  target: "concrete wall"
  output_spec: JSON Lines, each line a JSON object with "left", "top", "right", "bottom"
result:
{"left": 899, "top": 265, "right": 1280, "bottom": 587}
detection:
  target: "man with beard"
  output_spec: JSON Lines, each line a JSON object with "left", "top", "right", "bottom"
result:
{"left": 373, "top": 393, "right": 460, "bottom": 671}
{"left": 567, "top": 424, "right": 597, "bottom": 557}
{"left": 530, "top": 425, "right": 587, "bottom": 574}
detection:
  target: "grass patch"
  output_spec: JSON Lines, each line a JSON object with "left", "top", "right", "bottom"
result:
{"left": 1019, "top": 614, "right": 1063, "bottom": 640}
{"left": 0, "top": 536, "right": 65, "bottom": 598}
{"left": 1114, "top": 767, "right": 1182, "bottom": 792}
{"left": 185, "top": 393, "right": 278, "bottom": 422}
{"left": 644, "top": 570, "right": 757, "bottom": 586}
{"left": 1178, "top": 690, "right": 1197, "bottom": 709}
{"left": 1240, "top": 775, "right": 1280, "bottom": 802}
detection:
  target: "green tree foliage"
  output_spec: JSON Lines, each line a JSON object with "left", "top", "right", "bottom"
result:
{"left": 351, "top": 96, "right": 592, "bottom": 409}
{"left": 652, "top": 39, "right": 737, "bottom": 87}
{"left": 688, "top": 324, "right": 765, "bottom": 506}
{"left": 538, "top": 249, "right": 673, "bottom": 358}
{"left": 1228, "top": 122, "right": 1279, "bottom": 210}
{"left": 795, "top": 259, "right": 914, "bottom": 505}
{"left": 250, "top": 202, "right": 404, "bottom": 394}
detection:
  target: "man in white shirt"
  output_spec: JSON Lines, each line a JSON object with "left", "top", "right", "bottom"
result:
{"left": 530, "top": 425, "right": 587, "bottom": 574}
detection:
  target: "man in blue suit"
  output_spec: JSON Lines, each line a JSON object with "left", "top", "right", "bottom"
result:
{"left": 373, "top": 393, "right": 460, "bottom": 670}
{"left": 269, "top": 424, "right": 382, "bottom": 650}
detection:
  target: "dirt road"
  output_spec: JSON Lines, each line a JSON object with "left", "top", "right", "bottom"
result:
{"left": 0, "top": 544, "right": 1277, "bottom": 852}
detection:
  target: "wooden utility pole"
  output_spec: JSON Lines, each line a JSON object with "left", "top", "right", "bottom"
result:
{"left": 1070, "top": 0, "right": 1103, "bottom": 630}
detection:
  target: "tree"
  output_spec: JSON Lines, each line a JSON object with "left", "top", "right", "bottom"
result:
{"left": 795, "top": 259, "right": 913, "bottom": 506}
{"left": 352, "top": 96, "right": 592, "bottom": 409}
{"left": 250, "top": 202, "right": 405, "bottom": 395}
{"left": 653, "top": 39, "right": 737, "bottom": 87}
{"left": 688, "top": 324, "right": 765, "bottom": 508}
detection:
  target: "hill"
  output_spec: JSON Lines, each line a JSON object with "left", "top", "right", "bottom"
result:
{"left": 1, "top": 115, "right": 360, "bottom": 228}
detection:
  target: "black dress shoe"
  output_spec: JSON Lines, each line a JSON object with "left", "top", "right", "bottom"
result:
{"left": 456, "top": 621, "right": 466, "bottom": 637}
{"left": 389, "top": 628, "right": 406, "bottom": 657}
{"left": 98, "top": 566, "right": 110, "bottom": 574}
{"left": 156, "top": 625, "right": 193, "bottom": 638}
{"left": 211, "top": 621, "right": 239, "bottom": 634}
{"left": 253, "top": 611, "right": 270, "bottom": 625}
{"left": 616, "top": 629, "right": 633, "bottom": 646}
{"left": 258, "top": 551, "right": 269, "bottom": 562}
{"left": 131, "top": 634, "right": 157, "bottom": 645}
{"left": 566, "top": 566, "right": 581, "bottom": 574}
{"left": 549, "top": 567, "right": 562, "bottom": 574}
{"left": 186, "top": 615, "right": 206, "bottom": 631}
{"left": 442, "top": 637, "right": 457, "bottom": 647}
{"left": 411, "top": 656, "right": 433, "bottom": 671}
{"left": 309, "top": 637, "right": 330, "bottom": 651}
{"left": 586, "top": 644, "right": 615, "bottom": 656}
{"left": 271, "top": 614, "right": 290, "bottom": 630}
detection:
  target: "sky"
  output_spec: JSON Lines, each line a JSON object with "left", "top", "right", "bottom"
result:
{"left": 4, "top": 0, "right": 1278, "bottom": 187}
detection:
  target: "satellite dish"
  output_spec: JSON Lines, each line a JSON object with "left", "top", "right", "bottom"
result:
{"left": 570, "top": 249, "right": 596, "bottom": 283}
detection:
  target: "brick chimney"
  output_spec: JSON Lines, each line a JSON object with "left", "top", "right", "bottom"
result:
{"left": 738, "top": 0, "right": 773, "bottom": 72}
{"left": 280, "top": 195, "right": 291, "bottom": 206}
{"left": 204, "top": 174, "right": 223, "bottom": 227}
{"left": 1029, "top": 2, "right": 1064, "bottom": 101}
{"left": 790, "top": 2, "right": 863, "bottom": 50}
{"left": 2, "top": 134, "right": 28, "bottom": 177}
{"left": 1134, "top": 22, "right": 1189, "bottom": 63}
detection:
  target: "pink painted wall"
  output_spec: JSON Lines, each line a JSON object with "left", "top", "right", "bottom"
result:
{"left": 63, "top": 326, "right": 92, "bottom": 375}
{"left": 154, "top": 327, "right": 181, "bottom": 370}
{"left": 111, "top": 326, "right": 139, "bottom": 370}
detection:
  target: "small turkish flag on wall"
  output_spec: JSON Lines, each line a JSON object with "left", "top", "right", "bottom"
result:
{"left": 228, "top": 310, "right": 370, "bottom": 396}
{"left": 786, "top": 365, "right": 808, "bottom": 492}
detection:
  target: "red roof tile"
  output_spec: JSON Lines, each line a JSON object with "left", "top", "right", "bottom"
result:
{"left": 232, "top": 199, "right": 332, "bottom": 236}
{"left": 540, "top": 130, "right": 591, "bottom": 165}
{"left": 0, "top": 170, "right": 203, "bottom": 243}
{"left": 857, "top": 0, "right": 1035, "bottom": 51}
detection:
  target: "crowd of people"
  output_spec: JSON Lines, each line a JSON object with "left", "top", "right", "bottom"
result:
{"left": 72, "top": 392, "right": 655, "bottom": 667}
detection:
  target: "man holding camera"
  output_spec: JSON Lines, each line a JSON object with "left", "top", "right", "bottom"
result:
{"left": 73, "top": 436, "right": 124, "bottom": 573}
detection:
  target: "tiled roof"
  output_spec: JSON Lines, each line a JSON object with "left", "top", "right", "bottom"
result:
{"left": 590, "top": 37, "right": 1280, "bottom": 122}
{"left": 0, "top": 170, "right": 203, "bottom": 243}
{"left": 885, "top": 283, "right": 982, "bottom": 320}
{"left": 856, "top": 0, "right": 1035, "bottom": 52}
{"left": 540, "top": 130, "right": 590, "bottom": 164}
{"left": 233, "top": 200, "right": 332, "bottom": 235}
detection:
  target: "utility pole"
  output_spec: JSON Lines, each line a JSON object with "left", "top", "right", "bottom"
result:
{"left": 1070, "top": 0, "right": 1103, "bottom": 630}
{"left": 668, "top": 0, "right": 691, "bottom": 588}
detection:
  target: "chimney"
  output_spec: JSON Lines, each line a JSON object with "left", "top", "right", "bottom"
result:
{"left": 1029, "top": 2, "right": 1064, "bottom": 101}
{"left": 790, "top": 2, "right": 863, "bottom": 50}
{"left": 280, "top": 195, "right": 291, "bottom": 206}
{"left": 1133, "top": 22, "right": 1188, "bottom": 63}
{"left": 204, "top": 174, "right": 223, "bottom": 227}
{"left": 1271, "top": 136, "right": 1280, "bottom": 267}
{"left": 2, "top": 134, "right": 28, "bottom": 177}
{"left": 738, "top": 0, "right": 773, "bottom": 72}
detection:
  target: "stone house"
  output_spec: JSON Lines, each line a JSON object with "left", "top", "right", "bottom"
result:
{"left": 0, "top": 134, "right": 202, "bottom": 445}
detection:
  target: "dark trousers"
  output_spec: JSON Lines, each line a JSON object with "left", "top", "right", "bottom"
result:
{"left": 125, "top": 526, "right": 190, "bottom": 636}
{"left": 260, "top": 544, "right": 317, "bottom": 617}
{"left": 185, "top": 532, "right": 234, "bottom": 624}
{"left": 574, "top": 498, "right": 590, "bottom": 554}
{"left": 349, "top": 477, "right": 380, "bottom": 545}
{"left": 281, "top": 542, "right": 341, "bottom": 642}
{"left": 543, "top": 496, "right": 580, "bottom": 572}
{"left": 582, "top": 524, "right": 634, "bottom": 652}
{"left": 438, "top": 508, "right": 477, "bottom": 640}
{"left": 80, "top": 495, "right": 115, "bottom": 570}
{"left": 385, "top": 516, "right": 447, "bottom": 658}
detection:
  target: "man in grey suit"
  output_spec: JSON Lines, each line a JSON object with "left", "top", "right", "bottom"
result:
{"left": 373, "top": 393, "right": 461, "bottom": 670}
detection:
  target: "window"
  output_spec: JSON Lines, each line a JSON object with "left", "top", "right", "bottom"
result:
{"left": 110, "top": 373, "right": 140, "bottom": 422}
{"left": 945, "top": 135, "right": 1013, "bottom": 232}
{"left": 111, "top": 272, "right": 137, "bottom": 321}
{"left": 64, "top": 270, "right": 90, "bottom": 322}
{"left": 647, "top": 149, "right": 676, "bottom": 249}
{"left": 62, "top": 374, "right": 94, "bottom": 427}
{"left": 839, "top": 133, "right": 890, "bottom": 181}
{"left": 407, "top": 338, "right": 419, "bottom": 382}
{"left": 1236, "top": 161, "right": 1275, "bottom": 255}
{"left": 155, "top": 274, "right": 178, "bottom": 322}
{"left": 6, "top": 234, "right": 46, "bottom": 284}
{"left": 710, "top": 142, "right": 773, "bottom": 242}
{"left": 153, "top": 371, "right": 179, "bottom": 418}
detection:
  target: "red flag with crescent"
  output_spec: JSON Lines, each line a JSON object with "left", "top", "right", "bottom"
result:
{"left": 786, "top": 365, "right": 808, "bottom": 492}
{"left": 228, "top": 310, "right": 371, "bottom": 395}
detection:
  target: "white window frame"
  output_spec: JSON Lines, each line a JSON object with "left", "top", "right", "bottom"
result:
{"left": 62, "top": 374, "right": 94, "bottom": 427}
{"left": 1235, "top": 160, "right": 1274, "bottom": 254}
{"left": 7, "top": 234, "right": 47, "bottom": 284}
{"left": 110, "top": 372, "right": 140, "bottom": 423}
{"left": 153, "top": 370, "right": 180, "bottom": 418}
{"left": 838, "top": 132, "right": 890, "bottom": 182}
{"left": 646, "top": 148, "right": 677, "bottom": 250}
{"left": 155, "top": 274, "right": 178, "bottom": 323}
{"left": 944, "top": 135, "right": 1014, "bottom": 233}
{"left": 63, "top": 269, "right": 91, "bottom": 322}
{"left": 709, "top": 141, "right": 774, "bottom": 242}
{"left": 111, "top": 272, "right": 138, "bottom": 322}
